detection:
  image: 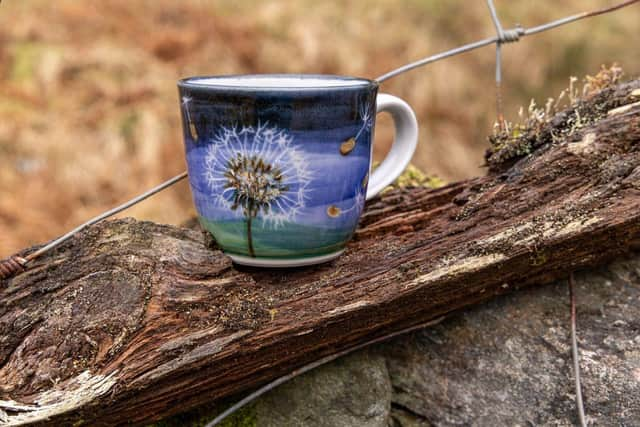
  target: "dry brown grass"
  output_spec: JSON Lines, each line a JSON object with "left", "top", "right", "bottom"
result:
{"left": 0, "top": 0, "right": 638, "bottom": 254}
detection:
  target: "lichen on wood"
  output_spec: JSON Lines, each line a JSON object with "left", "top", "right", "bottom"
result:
{"left": 485, "top": 65, "right": 635, "bottom": 172}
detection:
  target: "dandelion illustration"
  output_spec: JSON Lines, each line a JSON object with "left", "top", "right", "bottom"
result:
{"left": 326, "top": 186, "right": 366, "bottom": 218}
{"left": 340, "top": 138, "right": 356, "bottom": 155}
{"left": 181, "top": 95, "right": 192, "bottom": 109}
{"left": 326, "top": 205, "right": 341, "bottom": 217}
{"left": 204, "top": 123, "right": 312, "bottom": 257}
{"left": 340, "top": 101, "right": 374, "bottom": 156}
{"left": 344, "top": 187, "right": 366, "bottom": 215}
{"left": 181, "top": 96, "right": 198, "bottom": 141}
{"left": 357, "top": 101, "right": 374, "bottom": 138}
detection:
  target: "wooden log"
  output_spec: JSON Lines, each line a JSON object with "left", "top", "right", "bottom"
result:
{"left": 1, "top": 79, "right": 639, "bottom": 426}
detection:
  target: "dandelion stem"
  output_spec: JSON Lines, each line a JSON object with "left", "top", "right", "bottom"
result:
{"left": 247, "top": 213, "right": 256, "bottom": 258}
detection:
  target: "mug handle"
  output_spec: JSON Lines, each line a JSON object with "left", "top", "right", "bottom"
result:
{"left": 366, "top": 93, "right": 419, "bottom": 200}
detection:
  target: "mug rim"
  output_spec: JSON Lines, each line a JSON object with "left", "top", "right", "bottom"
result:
{"left": 178, "top": 73, "right": 378, "bottom": 91}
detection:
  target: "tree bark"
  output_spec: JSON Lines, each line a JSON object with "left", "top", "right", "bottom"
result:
{"left": 1, "top": 80, "right": 639, "bottom": 426}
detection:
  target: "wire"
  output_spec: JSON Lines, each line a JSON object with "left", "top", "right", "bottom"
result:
{"left": 375, "top": 0, "right": 640, "bottom": 82}
{"left": 569, "top": 272, "right": 587, "bottom": 427}
{"left": 22, "top": 172, "right": 188, "bottom": 264}
{"left": 204, "top": 316, "right": 445, "bottom": 427}
{"left": 486, "top": 0, "right": 524, "bottom": 125}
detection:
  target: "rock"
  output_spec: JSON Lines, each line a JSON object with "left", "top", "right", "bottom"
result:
{"left": 158, "top": 253, "right": 640, "bottom": 426}
{"left": 380, "top": 254, "right": 640, "bottom": 426}
{"left": 255, "top": 350, "right": 391, "bottom": 427}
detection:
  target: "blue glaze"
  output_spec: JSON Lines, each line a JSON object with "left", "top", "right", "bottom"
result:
{"left": 178, "top": 74, "right": 378, "bottom": 259}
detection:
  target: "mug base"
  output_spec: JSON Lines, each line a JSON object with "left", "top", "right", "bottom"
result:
{"left": 227, "top": 249, "right": 345, "bottom": 268}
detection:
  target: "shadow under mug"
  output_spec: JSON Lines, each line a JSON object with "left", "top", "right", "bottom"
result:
{"left": 178, "top": 74, "right": 418, "bottom": 267}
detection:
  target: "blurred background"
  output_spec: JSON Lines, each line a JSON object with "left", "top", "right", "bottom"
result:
{"left": 0, "top": 0, "right": 638, "bottom": 255}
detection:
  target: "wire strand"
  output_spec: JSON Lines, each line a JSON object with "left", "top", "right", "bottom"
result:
{"left": 204, "top": 317, "right": 445, "bottom": 427}
{"left": 569, "top": 272, "right": 587, "bottom": 427}
{"left": 23, "top": 172, "right": 188, "bottom": 263}
{"left": 375, "top": 0, "right": 640, "bottom": 82}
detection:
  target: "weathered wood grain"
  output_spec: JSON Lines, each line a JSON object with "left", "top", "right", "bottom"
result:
{"left": 1, "top": 80, "right": 639, "bottom": 426}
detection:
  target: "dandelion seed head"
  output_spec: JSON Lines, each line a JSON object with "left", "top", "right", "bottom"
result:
{"left": 359, "top": 102, "right": 373, "bottom": 130}
{"left": 204, "top": 123, "right": 311, "bottom": 228}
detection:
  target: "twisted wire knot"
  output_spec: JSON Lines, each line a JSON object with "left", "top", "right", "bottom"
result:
{"left": 0, "top": 255, "right": 27, "bottom": 280}
{"left": 498, "top": 25, "right": 525, "bottom": 44}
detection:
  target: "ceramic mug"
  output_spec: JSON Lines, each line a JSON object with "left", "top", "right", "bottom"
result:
{"left": 178, "top": 74, "right": 418, "bottom": 267}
